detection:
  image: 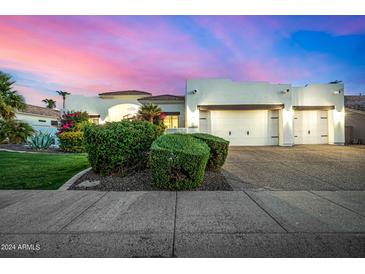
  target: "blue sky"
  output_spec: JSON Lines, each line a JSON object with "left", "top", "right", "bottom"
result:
{"left": 0, "top": 16, "right": 364, "bottom": 107}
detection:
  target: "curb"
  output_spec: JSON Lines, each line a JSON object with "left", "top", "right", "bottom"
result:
{"left": 58, "top": 167, "right": 92, "bottom": 191}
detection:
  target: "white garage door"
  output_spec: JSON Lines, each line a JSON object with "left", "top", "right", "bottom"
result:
{"left": 293, "top": 110, "right": 328, "bottom": 144}
{"left": 210, "top": 110, "right": 279, "bottom": 146}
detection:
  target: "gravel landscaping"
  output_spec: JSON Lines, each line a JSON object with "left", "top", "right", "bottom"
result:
{"left": 70, "top": 169, "right": 233, "bottom": 191}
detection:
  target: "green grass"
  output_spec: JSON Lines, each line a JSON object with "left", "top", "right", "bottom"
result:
{"left": 0, "top": 151, "right": 90, "bottom": 190}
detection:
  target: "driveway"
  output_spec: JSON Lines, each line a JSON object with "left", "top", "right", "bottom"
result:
{"left": 0, "top": 190, "right": 364, "bottom": 257}
{"left": 223, "top": 145, "right": 365, "bottom": 190}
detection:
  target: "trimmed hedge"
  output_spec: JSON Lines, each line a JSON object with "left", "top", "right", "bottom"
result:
{"left": 150, "top": 134, "right": 210, "bottom": 190}
{"left": 59, "top": 131, "right": 84, "bottom": 153}
{"left": 191, "top": 133, "right": 229, "bottom": 170}
{"left": 83, "top": 120, "right": 162, "bottom": 175}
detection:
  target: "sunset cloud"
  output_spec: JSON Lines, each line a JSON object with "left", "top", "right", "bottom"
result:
{"left": 0, "top": 16, "right": 364, "bottom": 107}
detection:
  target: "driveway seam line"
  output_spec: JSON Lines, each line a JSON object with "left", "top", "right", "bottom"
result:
{"left": 57, "top": 192, "right": 108, "bottom": 232}
{"left": 241, "top": 190, "right": 289, "bottom": 233}
{"left": 171, "top": 191, "right": 178, "bottom": 258}
{"left": 308, "top": 191, "right": 365, "bottom": 218}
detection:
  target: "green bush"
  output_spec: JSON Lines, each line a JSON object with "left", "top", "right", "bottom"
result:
{"left": 150, "top": 134, "right": 210, "bottom": 190}
{"left": 59, "top": 131, "right": 84, "bottom": 153}
{"left": 191, "top": 133, "right": 229, "bottom": 170}
{"left": 83, "top": 120, "right": 162, "bottom": 175}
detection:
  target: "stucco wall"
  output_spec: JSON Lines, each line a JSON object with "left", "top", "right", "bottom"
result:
{"left": 65, "top": 95, "right": 143, "bottom": 123}
{"left": 186, "top": 79, "right": 345, "bottom": 146}
{"left": 292, "top": 83, "right": 345, "bottom": 144}
{"left": 16, "top": 113, "right": 58, "bottom": 134}
{"left": 65, "top": 94, "right": 185, "bottom": 126}
{"left": 345, "top": 109, "right": 365, "bottom": 144}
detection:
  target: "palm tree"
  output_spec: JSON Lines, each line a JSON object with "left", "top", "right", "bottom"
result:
{"left": 0, "top": 71, "right": 26, "bottom": 120}
{"left": 56, "top": 90, "right": 70, "bottom": 109}
{"left": 42, "top": 98, "right": 56, "bottom": 109}
{"left": 138, "top": 103, "right": 161, "bottom": 123}
{"left": 0, "top": 119, "right": 34, "bottom": 144}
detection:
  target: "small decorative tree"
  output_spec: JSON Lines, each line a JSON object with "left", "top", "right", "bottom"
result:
{"left": 42, "top": 98, "right": 57, "bottom": 109}
{"left": 137, "top": 103, "right": 162, "bottom": 123}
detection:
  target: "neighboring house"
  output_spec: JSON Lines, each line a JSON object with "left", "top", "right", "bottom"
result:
{"left": 16, "top": 104, "right": 60, "bottom": 134}
{"left": 65, "top": 79, "right": 345, "bottom": 146}
{"left": 345, "top": 96, "right": 365, "bottom": 144}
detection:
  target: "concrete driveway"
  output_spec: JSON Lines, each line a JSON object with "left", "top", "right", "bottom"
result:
{"left": 0, "top": 189, "right": 364, "bottom": 257}
{"left": 223, "top": 145, "right": 365, "bottom": 190}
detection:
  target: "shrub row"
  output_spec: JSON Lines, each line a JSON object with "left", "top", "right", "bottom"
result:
{"left": 150, "top": 134, "right": 210, "bottom": 190}
{"left": 191, "top": 133, "right": 229, "bottom": 171}
{"left": 58, "top": 131, "right": 84, "bottom": 153}
{"left": 83, "top": 120, "right": 162, "bottom": 175}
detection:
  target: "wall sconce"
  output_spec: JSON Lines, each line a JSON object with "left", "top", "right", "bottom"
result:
{"left": 281, "top": 89, "right": 290, "bottom": 94}
{"left": 333, "top": 89, "right": 343, "bottom": 95}
{"left": 190, "top": 89, "right": 198, "bottom": 95}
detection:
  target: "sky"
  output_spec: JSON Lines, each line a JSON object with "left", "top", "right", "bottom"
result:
{"left": 0, "top": 16, "right": 364, "bottom": 108}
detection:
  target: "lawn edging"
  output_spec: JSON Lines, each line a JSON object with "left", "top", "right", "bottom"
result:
{"left": 0, "top": 148, "right": 37, "bottom": 153}
{"left": 58, "top": 167, "right": 92, "bottom": 191}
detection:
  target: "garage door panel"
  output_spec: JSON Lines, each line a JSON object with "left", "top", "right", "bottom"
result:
{"left": 294, "top": 110, "right": 328, "bottom": 144}
{"left": 210, "top": 110, "right": 278, "bottom": 146}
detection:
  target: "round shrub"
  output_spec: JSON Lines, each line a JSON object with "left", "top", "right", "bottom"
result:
{"left": 83, "top": 120, "right": 162, "bottom": 175}
{"left": 59, "top": 131, "right": 84, "bottom": 153}
{"left": 150, "top": 134, "right": 210, "bottom": 190}
{"left": 191, "top": 133, "right": 229, "bottom": 170}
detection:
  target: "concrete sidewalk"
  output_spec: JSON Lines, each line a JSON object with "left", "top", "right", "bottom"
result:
{"left": 0, "top": 190, "right": 364, "bottom": 257}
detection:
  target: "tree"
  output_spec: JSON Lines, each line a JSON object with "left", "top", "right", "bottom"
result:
{"left": 42, "top": 98, "right": 56, "bottom": 109}
{"left": 0, "top": 119, "right": 34, "bottom": 144}
{"left": 0, "top": 71, "right": 26, "bottom": 120}
{"left": 56, "top": 90, "right": 70, "bottom": 109}
{"left": 138, "top": 103, "right": 161, "bottom": 123}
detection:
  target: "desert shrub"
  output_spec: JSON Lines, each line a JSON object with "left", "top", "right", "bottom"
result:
{"left": 150, "top": 134, "right": 210, "bottom": 190}
{"left": 191, "top": 133, "right": 229, "bottom": 170}
{"left": 0, "top": 119, "right": 34, "bottom": 144}
{"left": 83, "top": 120, "right": 162, "bottom": 175}
{"left": 59, "top": 131, "right": 84, "bottom": 153}
{"left": 27, "top": 131, "right": 55, "bottom": 150}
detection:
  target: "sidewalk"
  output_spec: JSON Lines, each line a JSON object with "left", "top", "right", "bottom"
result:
{"left": 0, "top": 190, "right": 364, "bottom": 257}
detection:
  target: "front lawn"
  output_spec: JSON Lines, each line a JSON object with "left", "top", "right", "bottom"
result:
{"left": 0, "top": 151, "right": 90, "bottom": 189}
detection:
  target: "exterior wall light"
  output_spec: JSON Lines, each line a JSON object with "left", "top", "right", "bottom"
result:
{"left": 281, "top": 89, "right": 290, "bottom": 94}
{"left": 333, "top": 90, "right": 342, "bottom": 95}
{"left": 190, "top": 89, "right": 198, "bottom": 95}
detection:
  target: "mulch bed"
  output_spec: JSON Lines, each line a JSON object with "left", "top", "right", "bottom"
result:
{"left": 0, "top": 144, "right": 61, "bottom": 153}
{"left": 70, "top": 169, "right": 233, "bottom": 191}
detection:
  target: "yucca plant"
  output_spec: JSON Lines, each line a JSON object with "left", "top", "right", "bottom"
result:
{"left": 27, "top": 131, "right": 55, "bottom": 150}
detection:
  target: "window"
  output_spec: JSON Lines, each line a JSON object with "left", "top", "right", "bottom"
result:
{"left": 51, "top": 120, "right": 58, "bottom": 126}
{"left": 89, "top": 118, "right": 99, "bottom": 125}
{"left": 163, "top": 115, "right": 178, "bottom": 129}
{"left": 38, "top": 120, "right": 46, "bottom": 123}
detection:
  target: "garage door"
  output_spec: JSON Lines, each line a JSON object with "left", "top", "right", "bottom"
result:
{"left": 210, "top": 110, "right": 279, "bottom": 145}
{"left": 293, "top": 110, "right": 328, "bottom": 144}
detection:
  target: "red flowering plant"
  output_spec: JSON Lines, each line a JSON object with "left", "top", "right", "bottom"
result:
{"left": 58, "top": 111, "right": 89, "bottom": 134}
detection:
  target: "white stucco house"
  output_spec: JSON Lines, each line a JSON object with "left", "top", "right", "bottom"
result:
{"left": 65, "top": 79, "right": 345, "bottom": 146}
{"left": 16, "top": 104, "right": 60, "bottom": 134}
